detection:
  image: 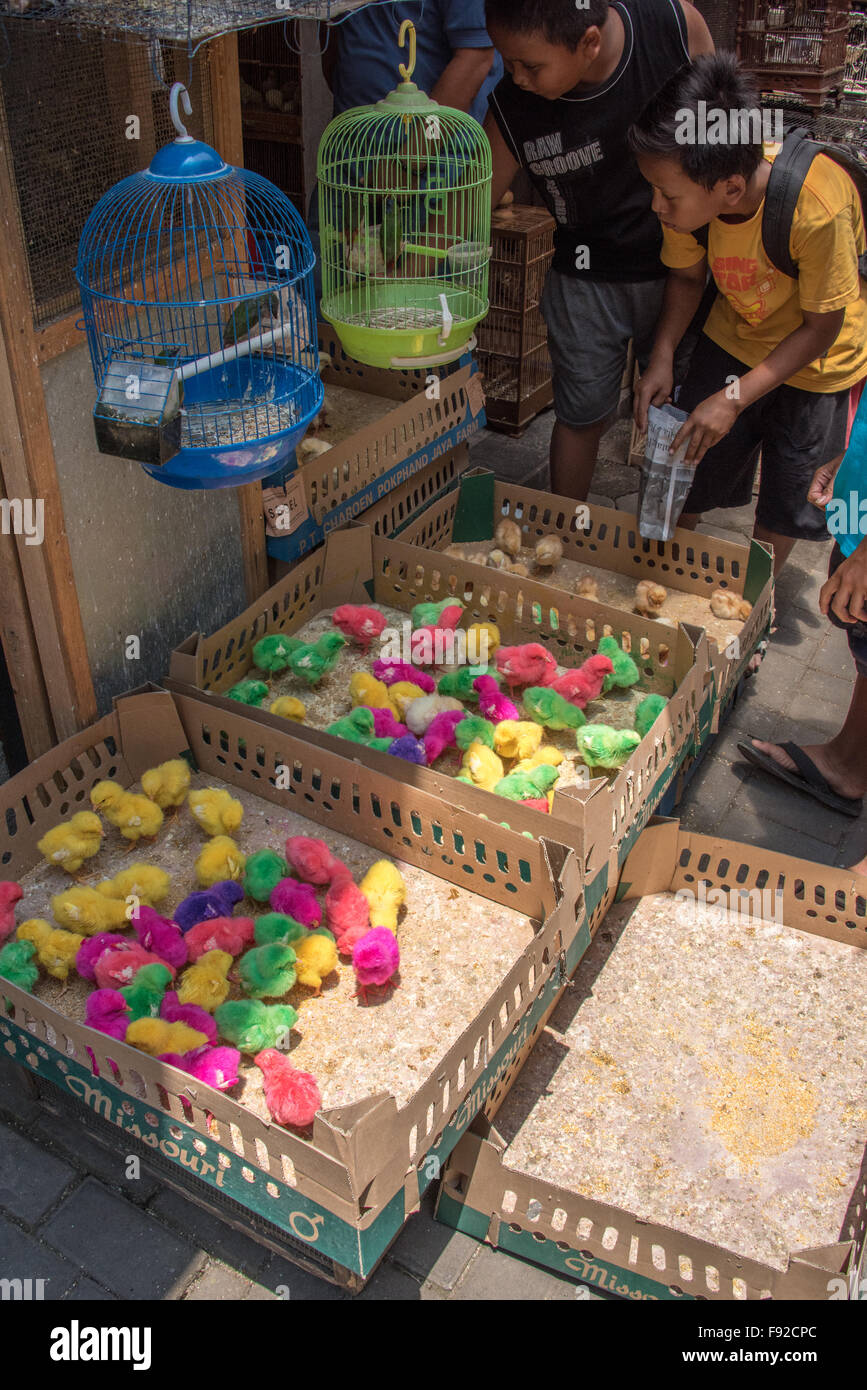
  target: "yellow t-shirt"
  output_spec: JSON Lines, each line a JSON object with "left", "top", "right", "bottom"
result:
{"left": 661, "top": 145, "right": 867, "bottom": 392}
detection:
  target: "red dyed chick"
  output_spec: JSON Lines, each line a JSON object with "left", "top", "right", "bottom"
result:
{"left": 285, "top": 835, "right": 341, "bottom": 885}
{"left": 254, "top": 1048, "right": 322, "bottom": 1128}
{"left": 0, "top": 882, "right": 23, "bottom": 945}
{"left": 325, "top": 875, "right": 370, "bottom": 943}
{"left": 185, "top": 915, "right": 255, "bottom": 961}
{"left": 332, "top": 605, "right": 388, "bottom": 652}
{"left": 550, "top": 654, "right": 614, "bottom": 709}
{"left": 495, "top": 643, "right": 558, "bottom": 690}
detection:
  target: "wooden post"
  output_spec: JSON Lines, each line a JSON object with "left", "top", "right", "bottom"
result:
{"left": 209, "top": 30, "right": 270, "bottom": 603}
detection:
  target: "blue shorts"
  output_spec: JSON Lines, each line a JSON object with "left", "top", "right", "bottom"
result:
{"left": 827, "top": 543, "right": 867, "bottom": 678}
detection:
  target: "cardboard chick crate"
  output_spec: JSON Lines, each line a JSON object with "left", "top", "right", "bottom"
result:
{"left": 263, "top": 329, "right": 485, "bottom": 565}
{"left": 396, "top": 468, "right": 774, "bottom": 735}
{"left": 0, "top": 685, "right": 590, "bottom": 1288}
{"left": 437, "top": 819, "right": 867, "bottom": 1301}
{"left": 168, "top": 523, "right": 711, "bottom": 895}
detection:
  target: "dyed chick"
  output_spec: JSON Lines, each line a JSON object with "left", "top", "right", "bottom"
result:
{"left": 349, "top": 672, "right": 392, "bottom": 712}
{"left": 140, "top": 759, "right": 191, "bottom": 812}
{"left": 404, "top": 694, "right": 464, "bottom": 736}
{"left": 90, "top": 783, "right": 163, "bottom": 843}
{"left": 515, "top": 746, "right": 564, "bottom": 773}
{"left": 160, "top": 991, "right": 218, "bottom": 1045}
{"left": 386, "top": 681, "right": 428, "bottom": 720}
{"left": 96, "top": 864, "right": 171, "bottom": 907}
{"left": 494, "top": 517, "right": 522, "bottom": 557}
{"left": 410, "top": 598, "right": 464, "bottom": 631}
{"left": 326, "top": 708, "right": 376, "bottom": 746}
{"left": 51, "top": 885, "right": 129, "bottom": 935}
{"left": 255, "top": 1049, "right": 322, "bottom": 1128}
{"left": 252, "top": 633, "right": 301, "bottom": 673}
{"left": 710, "top": 589, "right": 753, "bottom": 621}
{"left": 332, "top": 604, "right": 388, "bottom": 651}
{"left": 286, "top": 835, "right": 341, "bottom": 885}
{"left": 387, "top": 735, "right": 426, "bottom": 764}
{"left": 473, "top": 675, "right": 520, "bottom": 723}
{"left": 244, "top": 848, "right": 290, "bottom": 902}
{"left": 493, "top": 720, "right": 543, "bottom": 762}
{"left": 131, "top": 906, "right": 188, "bottom": 970}
{"left": 268, "top": 695, "right": 306, "bottom": 722}
{"left": 371, "top": 660, "right": 436, "bottom": 694}
{"left": 0, "top": 882, "right": 23, "bottom": 945}
{"left": 352, "top": 927, "right": 400, "bottom": 1003}
{"left": 493, "top": 765, "right": 559, "bottom": 801}
{"left": 226, "top": 678, "right": 269, "bottom": 706}
{"left": 495, "top": 642, "right": 557, "bottom": 690}
{"left": 466, "top": 621, "right": 501, "bottom": 661}
{"left": 120, "top": 962, "right": 173, "bottom": 1022}
{"left": 195, "top": 836, "right": 246, "bottom": 889}
{"left": 174, "top": 881, "right": 244, "bottom": 934}
{"left": 635, "top": 694, "right": 668, "bottom": 738}
{"left": 576, "top": 724, "right": 642, "bottom": 770}
{"left": 597, "top": 636, "right": 641, "bottom": 692}
{"left": 84, "top": 989, "right": 130, "bottom": 1041}
{"left": 456, "top": 742, "right": 504, "bottom": 793}
{"left": 188, "top": 787, "right": 244, "bottom": 837}
{"left": 76, "top": 932, "right": 129, "bottom": 982}
{"left": 93, "top": 944, "right": 170, "bottom": 991}
{"left": 159, "top": 1045, "right": 240, "bottom": 1091}
{"left": 215, "top": 1000, "right": 298, "bottom": 1053}
{"left": 294, "top": 931, "right": 339, "bottom": 994}
{"left": 423, "top": 710, "right": 467, "bottom": 763}
{"left": 253, "top": 912, "right": 306, "bottom": 947}
{"left": 367, "top": 707, "right": 408, "bottom": 740}
{"left": 634, "top": 580, "right": 668, "bottom": 616}
{"left": 16, "top": 919, "right": 83, "bottom": 981}
{"left": 437, "top": 665, "right": 499, "bottom": 702}
{"left": 288, "top": 631, "right": 347, "bottom": 686}
{"left": 184, "top": 914, "right": 256, "bottom": 961}
{"left": 270, "top": 878, "right": 321, "bottom": 928}
{"left": 176, "top": 950, "right": 234, "bottom": 1012}
{"left": 238, "top": 943, "right": 297, "bottom": 998}
{"left": 126, "top": 1017, "right": 208, "bottom": 1058}
{"left": 325, "top": 877, "right": 369, "bottom": 944}
{"left": 0, "top": 940, "right": 38, "bottom": 991}
{"left": 522, "top": 686, "right": 587, "bottom": 731}
{"left": 360, "top": 860, "right": 406, "bottom": 934}
{"left": 550, "top": 654, "right": 615, "bottom": 709}
{"left": 37, "top": 811, "right": 103, "bottom": 875}
{"left": 454, "top": 713, "right": 495, "bottom": 751}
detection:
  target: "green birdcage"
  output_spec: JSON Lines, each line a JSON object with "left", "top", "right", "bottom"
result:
{"left": 317, "top": 20, "right": 492, "bottom": 370}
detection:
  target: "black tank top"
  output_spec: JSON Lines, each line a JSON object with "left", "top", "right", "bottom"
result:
{"left": 489, "top": 0, "right": 690, "bottom": 281}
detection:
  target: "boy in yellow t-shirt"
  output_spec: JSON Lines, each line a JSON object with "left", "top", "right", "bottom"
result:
{"left": 628, "top": 54, "right": 866, "bottom": 574}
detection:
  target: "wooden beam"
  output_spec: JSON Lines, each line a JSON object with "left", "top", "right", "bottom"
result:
{"left": 35, "top": 311, "right": 86, "bottom": 364}
{"left": 0, "top": 484, "right": 55, "bottom": 761}
{"left": 209, "top": 29, "right": 270, "bottom": 603}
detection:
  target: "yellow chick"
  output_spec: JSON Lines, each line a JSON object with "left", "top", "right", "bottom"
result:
{"left": 534, "top": 535, "right": 563, "bottom": 569}
{"left": 90, "top": 779, "right": 127, "bottom": 820}
{"left": 349, "top": 672, "right": 392, "bottom": 711}
{"left": 466, "top": 621, "right": 500, "bottom": 661}
{"left": 494, "top": 517, "right": 522, "bottom": 557}
{"left": 37, "top": 811, "right": 103, "bottom": 875}
{"left": 187, "top": 788, "right": 244, "bottom": 838}
{"left": 493, "top": 720, "right": 543, "bottom": 762}
{"left": 360, "top": 860, "right": 406, "bottom": 934}
{"left": 16, "top": 918, "right": 83, "bottom": 981}
{"left": 515, "top": 745, "right": 565, "bottom": 773}
{"left": 176, "top": 950, "right": 233, "bottom": 1012}
{"left": 294, "top": 933, "right": 339, "bottom": 994}
{"left": 126, "top": 1017, "right": 208, "bottom": 1057}
{"left": 141, "top": 759, "right": 191, "bottom": 811}
{"left": 269, "top": 696, "right": 306, "bottom": 722}
{"left": 457, "top": 741, "right": 504, "bottom": 792}
{"left": 96, "top": 864, "right": 171, "bottom": 908}
{"left": 111, "top": 793, "right": 164, "bottom": 843}
{"left": 51, "top": 885, "right": 130, "bottom": 935}
{"left": 195, "top": 836, "right": 246, "bottom": 888}
{"left": 388, "top": 681, "right": 426, "bottom": 720}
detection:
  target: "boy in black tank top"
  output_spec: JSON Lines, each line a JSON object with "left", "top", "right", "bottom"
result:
{"left": 484, "top": 0, "right": 713, "bottom": 499}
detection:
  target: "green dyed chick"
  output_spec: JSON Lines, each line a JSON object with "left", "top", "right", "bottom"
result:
{"left": 214, "top": 999, "right": 298, "bottom": 1053}
{"left": 244, "top": 849, "right": 290, "bottom": 903}
{"left": 368, "top": 736, "right": 396, "bottom": 751}
{"left": 253, "top": 912, "right": 306, "bottom": 947}
{"left": 252, "top": 633, "right": 302, "bottom": 674}
{"left": 239, "top": 943, "right": 297, "bottom": 998}
{"left": 0, "top": 939, "right": 38, "bottom": 992}
{"left": 576, "top": 724, "right": 642, "bottom": 770}
{"left": 634, "top": 694, "right": 668, "bottom": 738}
{"left": 120, "top": 963, "right": 173, "bottom": 1022}
{"left": 227, "top": 679, "right": 270, "bottom": 707}
{"left": 437, "top": 666, "right": 500, "bottom": 701}
{"left": 454, "top": 713, "right": 495, "bottom": 752}
{"left": 597, "top": 636, "right": 641, "bottom": 692}
{"left": 223, "top": 291, "right": 279, "bottom": 348}
{"left": 288, "top": 632, "right": 347, "bottom": 686}
{"left": 493, "top": 764, "right": 560, "bottom": 801}
{"left": 410, "top": 597, "right": 464, "bottom": 629}
{"left": 522, "top": 686, "right": 587, "bottom": 731}
{"left": 326, "top": 708, "right": 376, "bottom": 745}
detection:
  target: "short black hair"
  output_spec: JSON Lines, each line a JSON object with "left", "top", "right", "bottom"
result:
{"left": 484, "top": 0, "right": 609, "bottom": 51}
{"left": 628, "top": 53, "right": 765, "bottom": 189}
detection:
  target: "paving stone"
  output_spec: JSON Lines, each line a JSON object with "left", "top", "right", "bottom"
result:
{"left": 721, "top": 689, "right": 781, "bottom": 740}
{"left": 698, "top": 523, "right": 752, "bottom": 547}
{"left": 30, "top": 1106, "right": 159, "bottom": 1200}
{"left": 0, "top": 1056, "right": 41, "bottom": 1125}
{"left": 184, "top": 1261, "right": 252, "bottom": 1300}
{"left": 699, "top": 502, "right": 757, "bottom": 539}
{"left": 147, "top": 1186, "right": 270, "bottom": 1277}
{"left": 358, "top": 1260, "right": 421, "bottom": 1301}
{"left": 258, "top": 1252, "right": 351, "bottom": 1301}
{"left": 0, "top": 1123, "right": 76, "bottom": 1224}
{"left": 40, "top": 1178, "right": 205, "bottom": 1300}
{"left": 0, "top": 1218, "right": 78, "bottom": 1299}
{"left": 591, "top": 458, "right": 641, "bottom": 500}
{"left": 774, "top": 567, "right": 826, "bottom": 616}
{"left": 615, "top": 491, "right": 639, "bottom": 514}
{"left": 677, "top": 754, "right": 746, "bottom": 832}
{"left": 833, "top": 824, "right": 867, "bottom": 870}
{"left": 714, "top": 801, "right": 840, "bottom": 865}
{"left": 452, "top": 1242, "right": 605, "bottom": 1300}
{"left": 809, "top": 629, "right": 858, "bottom": 679}
{"left": 741, "top": 648, "right": 810, "bottom": 718}
{"left": 588, "top": 492, "right": 616, "bottom": 510}
{"left": 736, "top": 771, "right": 850, "bottom": 847}
{"left": 469, "top": 436, "right": 541, "bottom": 484}
{"left": 524, "top": 465, "right": 551, "bottom": 494}
{"left": 62, "top": 1277, "right": 118, "bottom": 1300}
{"left": 387, "top": 1193, "right": 478, "bottom": 1291}
{"left": 791, "top": 666, "right": 855, "bottom": 716}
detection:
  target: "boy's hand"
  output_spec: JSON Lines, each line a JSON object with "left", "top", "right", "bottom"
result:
{"left": 634, "top": 357, "right": 674, "bottom": 433}
{"left": 673, "top": 391, "right": 740, "bottom": 464}
{"left": 820, "top": 541, "right": 867, "bottom": 625}
{"left": 807, "top": 455, "right": 843, "bottom": 511}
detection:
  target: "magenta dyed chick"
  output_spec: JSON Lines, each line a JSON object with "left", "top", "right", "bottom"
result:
{"left": 325, "top": 876, "right": 369, "bottom": 943}
{"left": 423, "top": 709, "right": 466, "bottom": 764}
{"left": 550, "top": 654, "right": 614, "bottom": 709}
{"left": 85, "top": 988, "right": 131, "bottom": 1041}
{"left": 352, "top": 926, "right": 400, "bottom": 1003}
{"left": 0, "top": 882, "right": 23, "bottom": 945}
{"left": 371, "top": 660, "right": 436, "bottom": 693}
{"left": 131, "top": 906, "right": 188, "bottom": 970}
{"left": 285, "top": 835, "right": 340, "bottom": 885}
{"left": 254, "top": 1048, "right": 322, "bottom": 1128}
{"left": 473, "top": 675, "right": 520, "bottom": 723}
{"left": 185, "top": 915, "right": 255, "bottom": 961}
{"left": 94, "top": 944, "right": 174, "bottom": 991}
{"left": 160, "top": 989, "right": 218, "bottom": 1044}
{"left": 366, "top": 707, "right": 408, "bottom": 740}
{"left": 76, "top": 932, "right": 130, "bottom": 981}
{"left": 387, "top": 734, "right": 426, "bottom": 764}
{"left": 332, "top": 604, "right": 388, "bottom": 652}
{"left": 160, "top": 1044, "right": 240, "bottom": 1091}
{"left": 270, "top": 878, "right": 322, "bottom": 928}
{"left": 495, "top": 643, "right": 558, "bottom": 690}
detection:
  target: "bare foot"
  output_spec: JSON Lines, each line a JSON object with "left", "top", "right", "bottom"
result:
{"left": 749, "top": 739, "right": 867, "bottom": 802}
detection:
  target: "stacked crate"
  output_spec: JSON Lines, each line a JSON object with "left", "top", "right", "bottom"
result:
{"left": 239, "top": 23, "right": 304, "bottom": 213}
{"left": 737, "top": 1, "right": 850, "bottom": 108}
{"left": 476, "top": 206, "right": 556, "bottom": 436}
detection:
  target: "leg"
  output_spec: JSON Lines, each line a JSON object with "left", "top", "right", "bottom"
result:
{"left": 550, "top": 417, "right": 611, "bottom": 501}
{"left": 750, "top": 671, "right": 867, "bottom": 802}
{"left": 752, "top": 523, "right": 796, "bottom": 576}
{"left": 677, "top": 512, "right": 701, "bottom": 531}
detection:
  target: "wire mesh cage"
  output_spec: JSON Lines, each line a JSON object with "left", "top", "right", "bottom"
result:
{"left": 738, "top": 2, "right": 849, "bottom": 105}
{"left": 0, "top": 1, "right": 366, "bottom": 44}
{"left": 76, "top": 82, "right": 323, "bottom": 489}
{"left": 317, "top": 19, "right": 491, "bottom": 370}
{"left": 846, "top": 11, "right": 867, "bottom": 96}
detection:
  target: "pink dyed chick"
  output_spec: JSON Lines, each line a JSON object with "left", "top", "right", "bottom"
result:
{"left": 94, "top": 945, "right": 175, "bottom": 991}
{"left": 131, "top": 905, "right": 188, "bottom": 970}
{"left": 423, "top": 709, "right": 467, "bottom": 764}
{"left": 76, "top": 932, "right": 130, "bottom": 981}
{"left": 160, "top": 1044, "right": 240, "bottom": 1091}
{"left": 473, "top": 675, "right": 520, "bottom": 723}
{"left": 185, "top": 915, "right": 255, "bottom": 962}
{"left": 84, "top": 988, "right": 131, "bottom": 1041}
{"left": 255, "top": 1048, "right": 322, "bottom": 1128}
{"left": 160, "top": 989, "right": 218, "bottom": 1044}
{"left": 371, "top": 660, "right": 436, "bottom": 693}
{"left": 285, "top": 835, "right": 340, "bottom": 885}
{"left": 332, "top": 604, "right": 388, "bottom": 652}
{"left": 495, "top": 643, "right": 558, "bottom": 690}
{"left": 520, "top": 797, "right": 550, "bottom": 813}
{"left": 270, "top": 878, "right": 322, "bottom": 928}
{"left": 352, "top": 926, "right": 400, "bottom": 1003}
{"left": 550, "top": 654, "right": 614, "bottom": 709}
{"left": 325, "top": 876, "right": 369, "bottom": 943}
{"left": 0, "top": 882, "right": 23, "bottom": 945}
{"left": 367, "top": 707, "right": 408, "bottom": 740}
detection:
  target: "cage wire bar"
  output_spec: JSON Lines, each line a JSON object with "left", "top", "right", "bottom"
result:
{"left": 0, "top": 0, "right": 368, "bottom": 44}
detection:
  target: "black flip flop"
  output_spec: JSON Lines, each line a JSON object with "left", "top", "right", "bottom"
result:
{"left": 737, "top": 740, "right": 863, "bottom": 819}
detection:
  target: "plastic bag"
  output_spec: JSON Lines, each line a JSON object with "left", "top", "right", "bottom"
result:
{"left": 638, "top": 403, "right": 694, "bottom": 541}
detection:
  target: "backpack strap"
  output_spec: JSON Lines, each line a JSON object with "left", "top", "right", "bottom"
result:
{"left": 762, "top": 128, "right": 819, "bottom": 280}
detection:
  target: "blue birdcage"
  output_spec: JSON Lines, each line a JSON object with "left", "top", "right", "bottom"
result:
{"left": 76, "top": 83, "right": 323, "bottom": 490}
